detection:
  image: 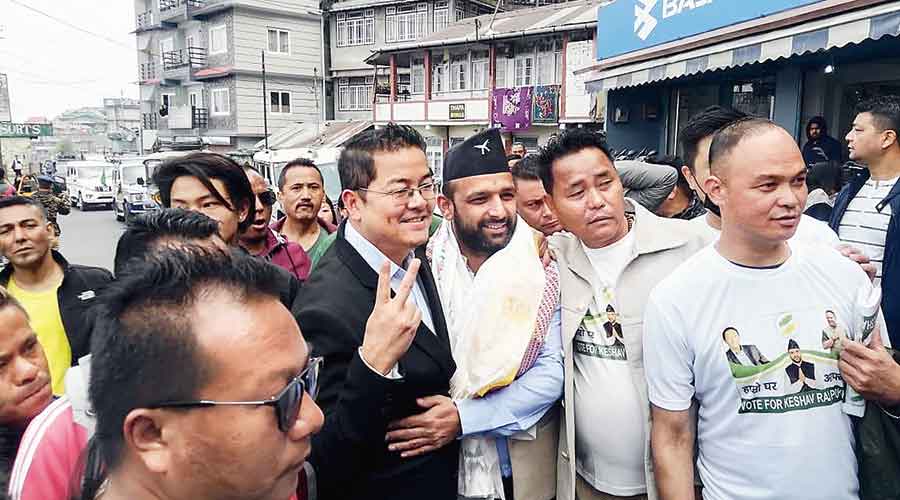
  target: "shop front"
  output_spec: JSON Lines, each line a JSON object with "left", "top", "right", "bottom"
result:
{"left": 581, "top": 0, "right": 900, "bottom": 157}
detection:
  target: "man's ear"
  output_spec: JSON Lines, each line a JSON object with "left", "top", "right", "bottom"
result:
{"left": 436, "top": 194, "right": 454, "bottom": 219}
{"left": 341, "top": 189, "right": 362, "bottom": 222}
{"left": 705, "top": 174, "right": 726, "bottom": 208}
{"left": 682, "top": 165, "right": 699, "bottom": 192}
{"left": 122, "top": 408, "right": 174, "bottom": 474}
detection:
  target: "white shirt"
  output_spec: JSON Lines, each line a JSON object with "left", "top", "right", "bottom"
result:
{"left": 838, "top": 176, "right": 897, "bottom": 285}
{"left": 573, "top": 230, "right": 647, "bottom": 496}
{"left": 644, "top": 242, "right": 872, "bottom": 500}
{"left": 692, "top": 213, "right": 840, "bottom": 247}
{"left": 344, "top": 222, "right": 435, "bottom": 378}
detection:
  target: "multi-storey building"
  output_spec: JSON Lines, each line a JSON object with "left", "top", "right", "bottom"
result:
{"left": 326, "top": 0, "right": 498, "bottom": 122}
{"left": 133, "top": 0, "right": 325, "bottom": 152}
{"left": 365, "top": 0, "right": 601, "bottom": 175}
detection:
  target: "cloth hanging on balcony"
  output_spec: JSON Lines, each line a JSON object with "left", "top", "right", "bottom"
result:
{"left": 532, "top": 85, "right": 559, "bottom": 123}
{"left": 491, "top": 87, "right": 532, "bottom": 132}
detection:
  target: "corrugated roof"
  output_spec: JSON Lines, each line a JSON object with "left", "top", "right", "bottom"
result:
{"left": 331, "top": 0, "right": 497, "bottom": 13}
{"left": 254, "top": 120, "right": 373, "bottom": 150}
{"left": 366, "top": 0, "right": 602, "bottom": 64}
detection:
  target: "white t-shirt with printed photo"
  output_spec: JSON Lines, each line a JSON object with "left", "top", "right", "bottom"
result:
{"left": 692, "top": 213, "right": 840, "bottom": 247}
{"left": 644, "top": 241, "right": 873, "bottom": 500}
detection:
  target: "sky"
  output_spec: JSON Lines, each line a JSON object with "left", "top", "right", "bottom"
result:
{"left": 0, "top": 0, "right": 139, "bottom": 122}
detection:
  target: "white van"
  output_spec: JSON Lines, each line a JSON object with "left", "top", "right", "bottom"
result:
{"left": 111, "top": 157, "right": 152, "bottom": 223}
{"left": 63, "top": 161, "right": 116, "bottom": 210}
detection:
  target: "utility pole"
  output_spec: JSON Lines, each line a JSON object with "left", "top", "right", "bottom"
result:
{"left": 261, "top": 50, "right": 269, "bottom": 150}
{"left": 314, "top": 67, "right": 320, "bottom": 137}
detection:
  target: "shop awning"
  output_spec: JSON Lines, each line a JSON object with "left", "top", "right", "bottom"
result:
{"left": 583, "top": 1, "right": 900, "bottom": 92}
{"left": 253, "top": 120, "right": 373, "bottom": 150}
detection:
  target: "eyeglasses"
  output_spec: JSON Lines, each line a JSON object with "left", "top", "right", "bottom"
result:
{"left": 256, "top": 189, "right": 277, "bottom": 207}
{"left": 358, "top": 182, "right": 438, "bottom": 204}
{"left": 149, "top": 356, "right": 322, "bottom": 433}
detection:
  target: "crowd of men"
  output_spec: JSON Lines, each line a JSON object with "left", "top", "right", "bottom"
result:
{"left": 1, "top": 94, "right": 899, "bottom": 500}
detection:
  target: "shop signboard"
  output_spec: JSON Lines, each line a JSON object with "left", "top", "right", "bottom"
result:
{"left": 449, "top": 103, "right": 466, "bottom": 120}
{"left": 597, "top": 0, "right": 826, "bottom": 60}
{"left": 0, "top": 122, "right": 53, "bottom": 138}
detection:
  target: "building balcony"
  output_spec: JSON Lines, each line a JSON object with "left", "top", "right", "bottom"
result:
{"left": 135, "top": 10, "right": 158, "bottom": 31}
{"left": 140, "top": 62, "right": 159, "bottom": 83}
{"left": 161, "top": 47, "right": 208, "bottom": 82}
{"left": 373, "top": 93, "right": 490, "bottom": 124}
{"left": 167, "top": 106, "right": 208, "bottom": 130}
{"left": 159, "top": 0, "right": 206, "bottom": 23}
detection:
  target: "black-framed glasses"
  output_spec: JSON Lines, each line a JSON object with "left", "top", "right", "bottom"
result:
{"left": 358, "top": 182, "right": 438, "bottom": 204}
{"left": 257, "top": 189, "right": 277, "bottom": 207}
{"left": 149, "top": 356, "right": 322, "bottom": 433}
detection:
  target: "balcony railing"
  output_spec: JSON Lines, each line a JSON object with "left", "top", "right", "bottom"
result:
{"left": 135, "top": 11, "right": 154, "bottom": 30}
{"left": 162, "top": 47, "right": 208, "bottom": 71}
{"left": 142, "top": 113, "right": 158, "bottom": 130}
{"left": 192, "top": 107, "right": 209, "bottom": 129}
{"left": 140, "top": 62, "right": 158, "bottom": 82}
{"left": 159, "top": 0, "right": 206, "bottom": 12}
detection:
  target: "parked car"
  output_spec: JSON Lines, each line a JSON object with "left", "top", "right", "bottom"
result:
{"left": 62, "top": 160, "right": 116, "bottom": 210}
{"left": 111, "top": 158, "right": 152, "bottom": 223}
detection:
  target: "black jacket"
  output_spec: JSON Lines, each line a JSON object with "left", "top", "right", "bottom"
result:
{"left": 829, "top": 168, "right": 900, "bottom": 347}
{"left": 297, "top": 223, "right": 458, "bottom": 500}
{"left": 0, "top": 251, "right": 113, "bottom": 364}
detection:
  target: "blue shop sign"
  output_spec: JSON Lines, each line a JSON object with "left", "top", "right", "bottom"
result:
{"left": 597, "top": 0, "right": 825, "bottom": 60}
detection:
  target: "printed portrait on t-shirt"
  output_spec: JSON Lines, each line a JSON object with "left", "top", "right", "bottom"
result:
{"left": 722, "top": 327, "right": 769, "bottom": 366}
{"left": 603, "top": 304, "right": 625, "bottom": 349}
{"left": 723, "top": 309, "right": 846, "bottom": 415}
{"left": 785, "top": 338, "right": 817, "bottom": 393}
{"left": 821, "top": 309, "right": 848, "bottom": 351}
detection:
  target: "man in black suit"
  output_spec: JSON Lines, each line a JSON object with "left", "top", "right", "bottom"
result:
{"left": 723, "top": 327, "right": 769, "bottom": 366}
{"left": 786, "top": 338, "right": 817, "bottom": 393}
{"left": 298, "top": 123, "right": 459, "bottom": 500}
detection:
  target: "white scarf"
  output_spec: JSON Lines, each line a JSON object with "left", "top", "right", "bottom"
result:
{"left": 429, "top": 217, "right": 545, "bottom": 499}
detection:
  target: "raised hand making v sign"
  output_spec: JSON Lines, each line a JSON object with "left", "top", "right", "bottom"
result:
{"left": 360, "top": 258, "right": 423, "bottom": 375}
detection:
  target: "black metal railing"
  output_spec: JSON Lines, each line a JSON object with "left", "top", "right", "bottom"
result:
{"left": 159, "top": 0, "right": 205, "bottom": 12}
{"left": 136, "top": 11, "right": 154, "bottom": 29}
{"left": 163, "top": 47, "right": 207, "bottom": 71}
{"left": 142, "top": 113, "right": 158, "bottom": 130}
{"left": 140, "top": 62, "right": 157, "bottom": 81}
{"left": 192, "top": 107, "right": 209, "bottom": 129}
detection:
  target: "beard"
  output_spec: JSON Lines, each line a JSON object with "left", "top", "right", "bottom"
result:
{"left": 453, "top": 211, "right": 516, "bottom": 258}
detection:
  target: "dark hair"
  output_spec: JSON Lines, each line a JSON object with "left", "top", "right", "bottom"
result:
{"left": 806, "top": 160, "right": 843, "bottom": 195}
{"left": 856, "top": 95, "right": 900, "bottom": 147}
{"left": 722, "top": 327, "right": 739, "bottom": 341}
{"left": 0, "top": 195, "right": 48, "bottom": 221}
{"left": 806, "top": 116, "right": 829, "bottom": 136}
{"left": 277, "top": 158, "right": 323, "bottom": 191}
{"left": 338, "top": 123, "right": 427, "bottom": 192}
{"left": 510, "top": 155, "right": 541, "bottom": 182}
{"left": 708, "top": 118, "right": 781, "bottom": 174}
{"left": 825, "top": 309, "right": 836, "bottom": 316}
{"left": 506, "top": 154, "right": 523, "bottom": 162}
{"left": 321, "top": 194, "right": 338, "bottom": 224}
{"left": 678, "top": 106, "right": 749, "bottom": 172}
{"left": 113, "top": 208, "right": 221, "bottom": 276}
{"left": 151, "top": 152, "right": 256, "bottom": 233}
{"left": 646, "top": 155, "right": 688, "bottom": 190}
{"left": 89, "top": 247, "right": 286, "bottom": 472}
{"left": 535, "top": 128, "right": 613, "bottom": 193}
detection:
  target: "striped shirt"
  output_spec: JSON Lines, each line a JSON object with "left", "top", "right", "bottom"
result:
{"left": 838, "top": 176, "right": 897, "bottom": 285}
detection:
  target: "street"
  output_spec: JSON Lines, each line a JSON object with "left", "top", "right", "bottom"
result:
{"left": 58, "top": 207, "right": 123, "bottom": 273}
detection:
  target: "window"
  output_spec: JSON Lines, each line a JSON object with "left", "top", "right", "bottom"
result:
{"left": 160, "top": 93, "right": 175, "bottom": 109}
{"left": 386, "top": 3, "right": 427, "bottom": 43}
{"left": 270, "top": 91, "right": 292, "bottom": 113}
{"left": 427, "top": 149, "right": 443, "bottom": 179}
{"left": 450, "top": 55, "right": 467, "bottom": 91}
{"left": 189, "top": 91, "right": 202, "bottom": 107}
{"left": 471, "top": 52, "right": 488, "bottom": 89}
{"left": 160, "top": 38, "right": 174, "bottom": 65}
{"left": 338, "top": 77, "right": 373, "bottom": 111}
{"left": 514, "top": 55, "right": 534, "bottom": 87}
{"left": 211, "top": 88, "right": 230, "bottom": 115}
{"left": 455, "top": 2, "right": 465, "bottom": 21}
{"left": 432, "top": 58, "right": 446, "bottom": 93}
{"left": 336, "top": 9, "right": 374, "bottom": 47}
{"left": 434, "top": 1, "right": 449, "bottom": 32}
{"left": 267, "top": 28, "right": 290, "bottom": 54}
{"left": 209, "top": 25, "right": 227, "bottom": 55}
{"left": 411, "top": 58, "right": 425, "bottom": 94}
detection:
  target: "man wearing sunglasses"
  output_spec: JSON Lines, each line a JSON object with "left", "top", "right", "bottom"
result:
{"left": 241, "top": 166, "right": 312, "bottom": 282}
{"left": 84, "top": 247, "right": 324, "bottom": 500}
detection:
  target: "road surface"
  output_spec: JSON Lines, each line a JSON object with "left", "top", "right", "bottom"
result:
{"left": 58, "top": 206, "right": 124, "bottom": 273}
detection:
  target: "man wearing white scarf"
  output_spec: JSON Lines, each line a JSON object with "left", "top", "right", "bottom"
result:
{"left": 387, "top": 129, "right": 562, "bottom": 500}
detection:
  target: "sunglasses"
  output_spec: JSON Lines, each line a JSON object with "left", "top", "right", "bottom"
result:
{"left": 257, "top": 190, "right": 277, "bottom": 207}
{"left": 150, "top": 356, "right": 322, "bottom": 432}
